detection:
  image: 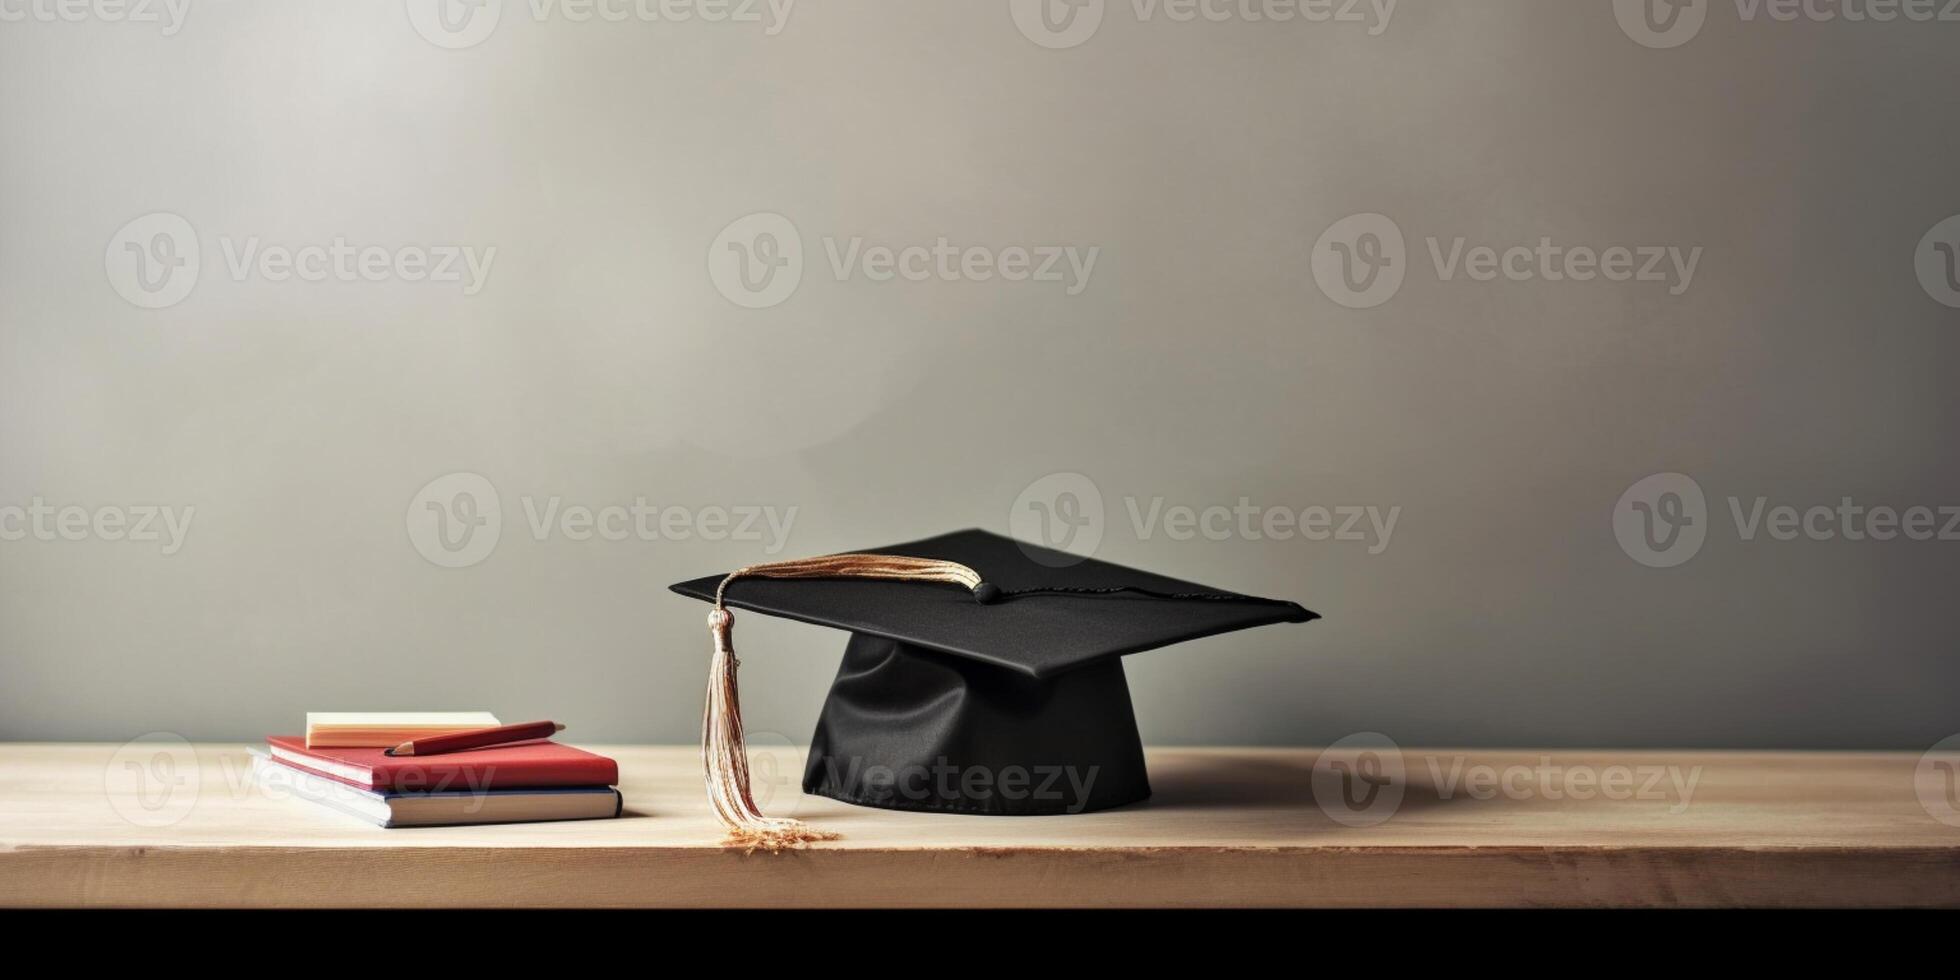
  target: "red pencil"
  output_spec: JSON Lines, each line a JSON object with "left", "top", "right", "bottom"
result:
{"left": 387, "top": 720, "right": 565, "bottom": 757}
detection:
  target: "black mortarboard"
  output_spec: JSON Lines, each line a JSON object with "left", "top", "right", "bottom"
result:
{"left": 672, "top": 529, "right": 1317, "bottom": 847}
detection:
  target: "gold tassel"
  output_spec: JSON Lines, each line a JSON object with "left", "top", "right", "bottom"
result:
{"left": 700, "top": 553, "right": 988, "bottom": 851}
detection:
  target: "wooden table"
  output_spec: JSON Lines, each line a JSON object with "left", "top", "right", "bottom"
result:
{"left": 4, "top": 743, "right": 1956, "bottom": 907}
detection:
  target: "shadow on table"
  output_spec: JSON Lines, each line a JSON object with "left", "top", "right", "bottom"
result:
{"left": 1140, "top": 753, "right": 1458, "bottom": 818}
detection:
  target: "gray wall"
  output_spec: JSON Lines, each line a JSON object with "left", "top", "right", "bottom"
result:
{"left": 2, "top": 1, "right": 1955, "bottom": 748}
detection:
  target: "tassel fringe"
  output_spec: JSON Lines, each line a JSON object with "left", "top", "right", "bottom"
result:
{"left": 702, "top": 608, "right": 837, "bottom": 851}
{"left": 700, "top": 553, "right": 988, "bottom": 850}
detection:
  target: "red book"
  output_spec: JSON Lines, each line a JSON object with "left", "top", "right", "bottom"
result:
{"left": 265, "top": 735, "right": 618, "bottom": 792}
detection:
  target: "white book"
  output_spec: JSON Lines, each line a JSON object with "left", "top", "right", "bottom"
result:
{"left": 252, "top": 755, "right": 621, "bottom": 828}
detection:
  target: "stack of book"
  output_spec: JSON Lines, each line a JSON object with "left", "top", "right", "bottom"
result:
{"left": 255, "top": 712, "right": 621, "bottom": 828}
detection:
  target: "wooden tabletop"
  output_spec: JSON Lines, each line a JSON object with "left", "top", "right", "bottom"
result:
{"left": 4, "top": 743, "right": 1957, "bottom": 907}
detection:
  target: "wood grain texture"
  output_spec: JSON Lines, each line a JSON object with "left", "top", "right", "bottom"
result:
{"left": 4, "top": 744, "right": 1956, "bottom": 907}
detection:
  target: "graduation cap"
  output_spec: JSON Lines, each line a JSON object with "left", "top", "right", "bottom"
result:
{"left": 672, "top": 528, "right": 1318, "bottom": 849}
